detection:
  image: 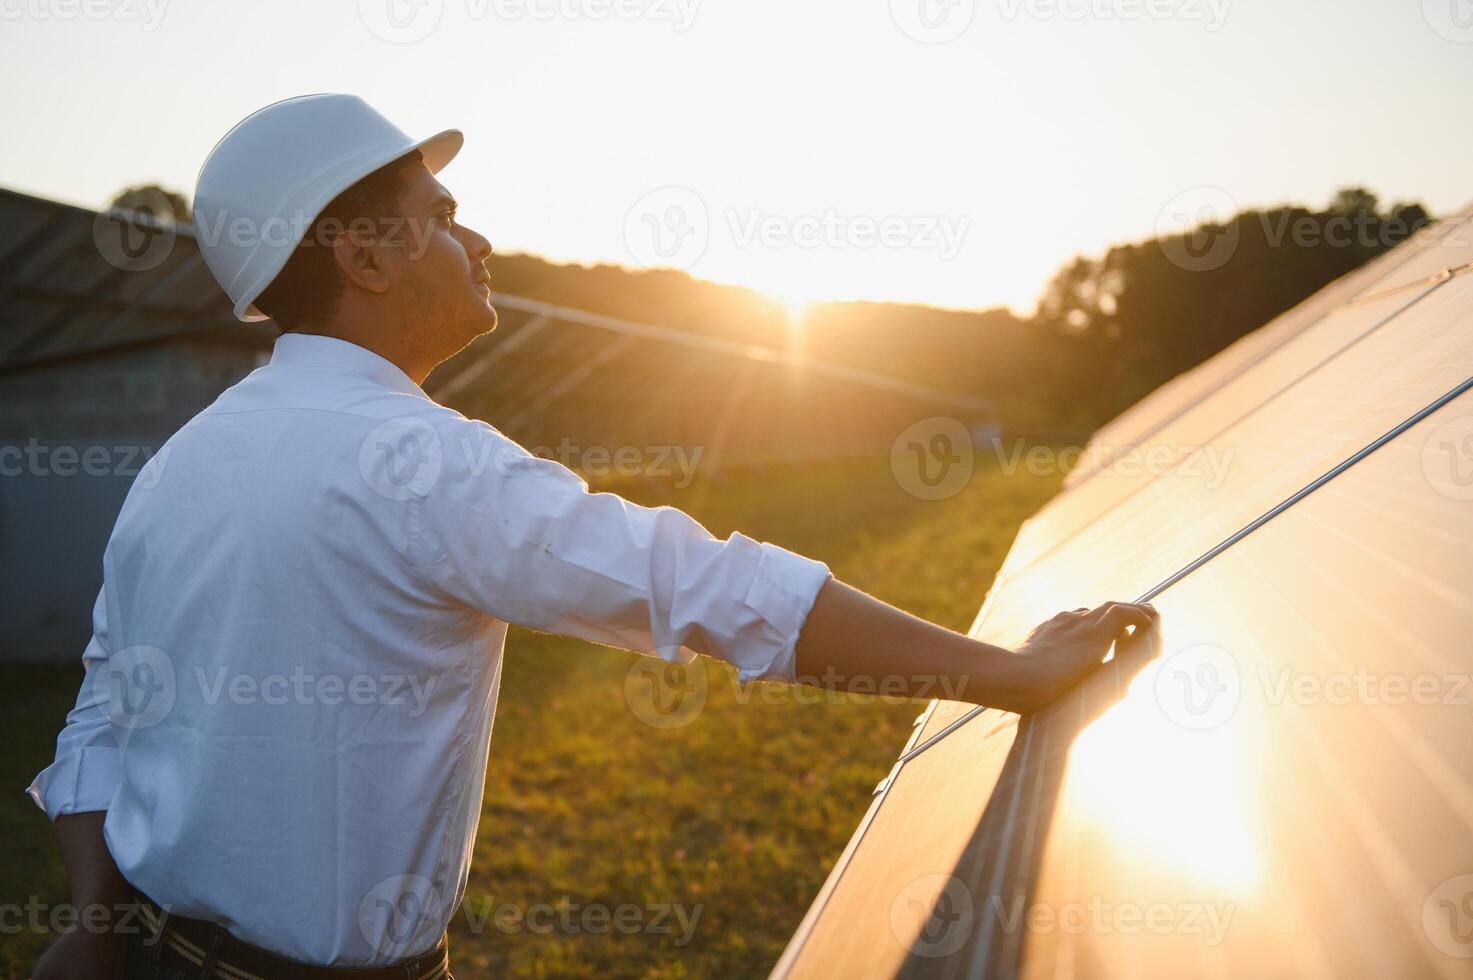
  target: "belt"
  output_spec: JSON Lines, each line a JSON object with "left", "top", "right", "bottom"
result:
{"left": 131, "top": 890, "right": 451, "bottom": 980}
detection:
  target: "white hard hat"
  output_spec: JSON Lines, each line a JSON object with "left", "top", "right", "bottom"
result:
{"left": 192, "top": 93, "right": 463, "bottom": 322}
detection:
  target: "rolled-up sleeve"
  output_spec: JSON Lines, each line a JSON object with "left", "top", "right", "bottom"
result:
{"left": 415, "top": 420, "right": 832, "bottom": 682}
{"left": 27, "top": 587, "right": 123, "bottom": 818}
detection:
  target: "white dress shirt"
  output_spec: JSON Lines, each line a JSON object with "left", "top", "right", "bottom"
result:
{"left": 27, "top": 332, "right": 831, "bottom": 966}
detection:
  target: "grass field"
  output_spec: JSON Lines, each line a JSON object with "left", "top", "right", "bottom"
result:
{"left": 0, "top": 451, "right": 1062, "bottom": 979}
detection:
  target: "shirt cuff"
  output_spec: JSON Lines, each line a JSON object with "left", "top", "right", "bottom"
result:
{"left": 26, "top": 745, "right": 121, "bottom": 819}
{"left": 737, "top": 541, "right": 833, "bottom": 684}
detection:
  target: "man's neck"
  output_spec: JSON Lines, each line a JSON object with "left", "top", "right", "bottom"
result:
{"left": 288, "top": 326, "right": 434, "bottom": 386}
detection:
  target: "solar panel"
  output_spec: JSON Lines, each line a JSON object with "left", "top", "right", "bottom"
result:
{"left": 977, "top": 275, "right": 1473, "bottom": 645}
{"left": 997, "top": 279, "right": 1442, "bottom": 579}
{"left": 776, "top": 205, "right": 1473, "bottom": 978}
{"left": 1065, "top": 209, "right": 1473, "bottom": 490}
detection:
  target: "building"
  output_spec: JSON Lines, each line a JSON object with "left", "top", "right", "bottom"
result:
{"left": 0, "top": 187, "right": 274, "bottom": 660}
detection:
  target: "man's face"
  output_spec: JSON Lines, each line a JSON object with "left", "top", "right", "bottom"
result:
{"left": 382, "top": 162, "right": 497, "bottom": 355}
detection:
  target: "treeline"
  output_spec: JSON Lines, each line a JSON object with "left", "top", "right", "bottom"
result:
{"left": 117, "top": 183, "right": 1436, "bottom": 434}
{"left": 481, "top": 188, "right": 1432, "bottom": 433}
{"left": 1030, "top": 188, "right": 1432, "bottom": 427}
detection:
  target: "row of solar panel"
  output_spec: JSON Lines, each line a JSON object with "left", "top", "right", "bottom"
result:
{"left": 775, "top": 203, "right": 1473, "bottom": 978}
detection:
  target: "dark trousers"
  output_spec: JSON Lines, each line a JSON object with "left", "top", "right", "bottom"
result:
{"left": 122, "top": 888, "right": 453, "bottom": 980}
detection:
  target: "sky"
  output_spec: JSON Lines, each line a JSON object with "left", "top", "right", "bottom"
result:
{"left": 1, "top": 0, "right": 1471, "bottom": 314}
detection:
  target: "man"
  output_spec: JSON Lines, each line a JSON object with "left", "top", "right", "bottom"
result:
{"left": 29, "top": 94, "right": 1156, "bottom": 978}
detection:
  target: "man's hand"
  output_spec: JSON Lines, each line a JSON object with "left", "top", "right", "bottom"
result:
{"left": 32, "top": 812, "right": 131, "bottom": 980}
{"left": 32, "top": 925, "right": 126, "bottom": 980}
{"left": 1007, "top": 601, "right": 1159, "bottom": 712}
{"left": 793, "top": 580, "right": 1159, "bottom": 714}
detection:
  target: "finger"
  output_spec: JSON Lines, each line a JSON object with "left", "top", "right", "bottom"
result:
{"left": 1096, "top": 603, "right": 1155, "bottom": 636}
{"left": 1088, "top": 600, "right": 1157, "bottom": 623}
{"left": 1085, "top": 601, "right": 1125, "bottom": 624}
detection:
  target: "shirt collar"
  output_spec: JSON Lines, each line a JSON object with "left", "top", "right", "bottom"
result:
{"left": 269, "top": 333, "right": 428, "bottom": 400}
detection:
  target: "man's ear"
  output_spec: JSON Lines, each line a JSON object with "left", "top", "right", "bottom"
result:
{"left": 329, "top": 225, "right": 392, "bottom": 296}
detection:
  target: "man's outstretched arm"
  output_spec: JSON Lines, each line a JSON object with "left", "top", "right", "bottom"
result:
{"left": 794, "top": 579, "right": 1158, "bottom": 714}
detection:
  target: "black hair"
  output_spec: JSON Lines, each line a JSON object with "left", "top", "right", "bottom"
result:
{"left": 253, "top": 150, "right": 423, "bottom": 331}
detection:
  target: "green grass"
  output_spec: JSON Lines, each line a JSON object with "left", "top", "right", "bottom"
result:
{"left": 0, "top": 453, "right": 1061, "bottom": 979}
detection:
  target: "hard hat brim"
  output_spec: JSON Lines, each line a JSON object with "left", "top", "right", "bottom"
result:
{"left": 236, "top": 126, "right": 465, "bottom": 322}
